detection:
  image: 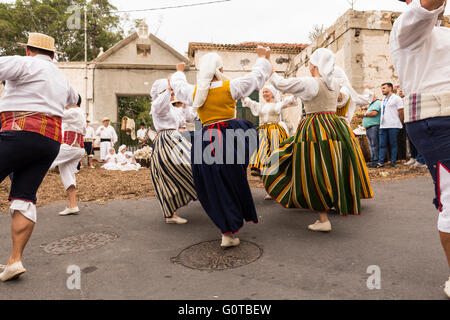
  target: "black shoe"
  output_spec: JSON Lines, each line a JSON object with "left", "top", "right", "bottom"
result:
{"left": 376, "top": 163, "right": 384, "bottom": 168}
{"left": 390, "top": 163, "right": 396, "bottom": 168}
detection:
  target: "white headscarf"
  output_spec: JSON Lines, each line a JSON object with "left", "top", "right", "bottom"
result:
{"left": 334, "top": 66, "right": 369, "bottom": 122}
{"left": 263, "top": 85, "right": 280, "bottom": 103}
{"left": 310, "top": 48, "right": 337, "bottom": 91}
{"left": 192, "top": 52, "right": 229, "bottom": 111}
{"left": 150, "top": 79, "right": 169, "bottom": 101}
{"left": 119, "top": 145, "right": 126, "bottom": 153}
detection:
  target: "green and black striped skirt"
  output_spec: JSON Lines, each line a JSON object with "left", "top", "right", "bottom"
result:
{"left": 263, "top": 112, "right": 373, "bottom": 216}
{"left": 250, "top": 123, "right": 289, "bottom": 173}
{"left": 150, "top": 130, "right": 197, "bottom": 218}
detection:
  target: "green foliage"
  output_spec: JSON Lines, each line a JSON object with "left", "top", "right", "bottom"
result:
{"left": 0, "top": 0, "right": 124, "bottom": 61}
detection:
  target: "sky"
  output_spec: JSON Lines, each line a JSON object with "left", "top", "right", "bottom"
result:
{"left": 108, "top": 0, "right": 450, "bottom": 55}
{"left": 2, "top": 0, "right": 449, "bottom": 55}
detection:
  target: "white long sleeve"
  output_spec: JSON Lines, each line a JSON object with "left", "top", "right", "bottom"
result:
{"left": 390, "top": 0, "right": 450, "bottom": 95}
{"left": 171, "top": 57, "right": 272, "bottom": 106}
{"left": 351, "top": 88, "right": 374, "bottom": 106}
{"left": 274, "top": 96, "right": 297, "bottom": 114}
{"left": 270, "top": 73, "right": 320, "bottom": 102}
{"left": 391, "top": 0, "right": 444, "bottom": 51}
{"left": 242, "top": 97, "right": 261, "bottom": 117}
{"left": 150, "top": 90, "right": 182, "bottom": 132}
{"left": 229, "top": 58, "right": 272, "bottom": 101}
{"left": 0, "top": 55, "right": 79, "bottom": 117}
{"left": 96, "top": 126, "right": 117, "bottom": 144}
{"left": 62, "top": 107, "right": 86, "bottom": 135}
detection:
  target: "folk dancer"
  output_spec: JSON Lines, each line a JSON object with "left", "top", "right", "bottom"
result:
{"left": 50, "top": 95, "right": 86, "bottom": 216}
{"left": 170, "top": 46, "right": 272, "bottom": 247}
{"left": 263, "top": 48, "right": 373, "bottom": 233}
{"left": 149, "top": 79, "right": 197, "bottom": 225}
{"left": 0, "top": 33, "right": 79, "bottom": 281}
{"left": 391, "top": 0, "right": 450, "bottom": 297}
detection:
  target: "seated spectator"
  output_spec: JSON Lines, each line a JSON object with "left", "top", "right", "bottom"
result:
{"left": 120, "top": 152, "right": 142, "bottom": 171}
{"left": 102, "top": 148, "right": 119, "bottom": 171}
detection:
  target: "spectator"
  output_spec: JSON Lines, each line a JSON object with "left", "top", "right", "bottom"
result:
{"left": 362, "top": 95, "right": 382, "bottom": 168}
{"left": 137, "top": 122, "right": 147, "bottom": 148}
{"left": 84, "top": 119, "right": 96, "bottom": 169}
{"left": 377, "top": 83, "right": 404, "bottom": 168}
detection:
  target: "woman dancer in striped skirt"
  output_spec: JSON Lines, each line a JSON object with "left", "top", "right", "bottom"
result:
{"left": 263, "top": 48, "right": 373, "bottom": 232}
{"left": 149, "top": 79, "right": 197, "bottom": 225}
{"left": 171, "top": 46, "right": 272, "bottom": 247}
{"left": 242, "top": 86, "right": 296, "bottom": 200}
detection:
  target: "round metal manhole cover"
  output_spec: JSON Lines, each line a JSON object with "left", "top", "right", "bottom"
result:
{"left": 172, "top": 240, "right": 263, "bottom": 271}
{"left": 42, "top": 231, "right": 119, "bottom": 255}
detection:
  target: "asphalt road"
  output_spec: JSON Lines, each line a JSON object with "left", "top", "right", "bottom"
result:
{"left": 0, "top": 176, "right": 448, "bottom": 300}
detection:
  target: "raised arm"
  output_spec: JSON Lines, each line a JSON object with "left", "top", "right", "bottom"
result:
{"left": 351, "top": 88, "right": 374, "bottom": 107}
{"left": 0, "top": 56, "right": 27, "bottom": 81}
{"left": 170, "top": 63, "right": 196, "bottom": 106}
{"left": 230, "top": 57, "right": 272, "bottom": 101}
{"left": 391, "top": 0, "right": 446, "bottom": 51}
{"left": 183, "top": 106, "right": 198, "bottom": 123}
{"left": 270, "top": 73, "right": 319, "bottom": 102}
{"left": 150, "top": 89, "right": 172, "bottom": 116}
{"left": 241, "top": 97, "right": 261, "bottom": 117}
{"left": 274, "top": 96, "right": 297, "bottom": 114}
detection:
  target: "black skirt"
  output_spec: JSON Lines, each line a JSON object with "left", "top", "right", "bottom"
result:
{"left": 191, "top": 119, "right": 259, "bottom": 235}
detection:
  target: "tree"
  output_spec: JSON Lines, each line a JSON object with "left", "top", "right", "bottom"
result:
{"left": 0, "top": 0, "right": 124, "bottom": 61}
{"left": 308, "top": 24, "right": 324, "bottom": 43}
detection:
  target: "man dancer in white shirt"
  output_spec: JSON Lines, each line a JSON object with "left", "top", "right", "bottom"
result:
{"left": 391, "top": 0, "right": 450, "bottom": 297}
{"left": 0, "top": 33, "right": 79, "bottom": 281}
{"left": 137, "top": 122, "right": 147, "bottom": 148}
{"left": 96, "top": 117, "right": 118, "bottom": 162}
{"left": 50, "top": 96, "right": 86, "bottom": 216}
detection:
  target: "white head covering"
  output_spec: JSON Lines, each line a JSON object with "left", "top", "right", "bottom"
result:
{"left": 150, "top": 79, "right": 169, "bottom": 101}
{"left": 334, "top": 66, "right": 368, "bottom": 122}
{"left": 125, "top": 151, "right": 133, "bottom": 157}
{"left": 192, "top": 52, "right": 229, "bottom": 111}
{"left": 119, "top": 145, "right": 127, "bottom": 153}
{"left": 310, "top": 48, "right": 337, "bottom": 91}
{"left": 263, "top": 85, "right": 280, "bottom": 102}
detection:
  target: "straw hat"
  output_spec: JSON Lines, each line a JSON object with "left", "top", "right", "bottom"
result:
{"left": 19, "top": 33, "right": 57, "bottom": 53}
{"left": 102, "top": 117, "right": 111, "bottom": 122}
{"left": 171, "top": 98, "right": 182, "bottom": 106}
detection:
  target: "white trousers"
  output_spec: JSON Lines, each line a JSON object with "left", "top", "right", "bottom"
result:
{"left": 100, "top": 141, "right": 112, "bottom": 161}
{"left": 51, "top": 144, "right": 85, "bottom": 190}
{"left": 438, "top": 163, "right": 450, "bottom": 233}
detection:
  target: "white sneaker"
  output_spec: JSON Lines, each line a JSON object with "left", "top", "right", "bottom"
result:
{"left": 264, "top": 194, "right": 273, "bottom": 200}
{"left": 166, "top": 216, "right": 188, "bottom": 224}
{"left": 413, "top": 162, "right": 427, "bottom": 169}
{"left": 308, "top": 220, "right": 332, "bottom": 232}
{"left": 90, "top": 166, "right": 96, "bottom": 169}
{"left": 221, "top": 235, "right": 240, "bottom": 248}
{"left": 0, "top": 261, "right": 26, "bottom": 281}
{"left": 58, "top": 207, "right": 80, "bottom": 216}
{"left": 444, "top": 277, "right": 450, "bottom": 299}
{"left": 406, "top": 158, "right": 417, "bottom": 166}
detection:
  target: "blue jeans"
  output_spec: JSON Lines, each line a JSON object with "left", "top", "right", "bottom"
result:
{"left": 408, "top": 133, "right": 425, "bottom": 164}
{"left": 379, "top": 128, "right": 400, "bottom": 164}
{"left": 406, "top": 116, "right": 450, "bottom": 210}
{"left": 366, "top": 125, "right": 379, "bottom": 163}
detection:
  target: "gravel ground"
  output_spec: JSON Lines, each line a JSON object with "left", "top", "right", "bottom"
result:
{"left": 0, "top": 162, "right": 428, "bottom": 213}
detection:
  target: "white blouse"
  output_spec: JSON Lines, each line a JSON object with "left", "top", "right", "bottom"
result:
{"left": 62, "top": 107, "right": 86, "bottom": 136}
{"left": 269, "top": 73, "right": 321, "bottom": 102}
{"left": 170, "top": 58, "right": 272, "bottom": 107}
{"left": 174, "top": 106, "right": 198, "bottom": 128}
{"left": 0, "top": 55, "right": 79, "bottom": 117}
{"left": 338, "top": 87, "right": 374, "bottom": 123}
{"left": 151, "top": 90, "right": 184, "bottom": 132}
{"left": 242, "top": 96, "right": 297, "bottom": 125}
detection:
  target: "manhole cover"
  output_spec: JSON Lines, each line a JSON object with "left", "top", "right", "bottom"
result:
{"left": 42, "top": 232, "right": 119, "bottom": 255}
{"left": 172, "top": 240, "right": 263, "bottom": 271}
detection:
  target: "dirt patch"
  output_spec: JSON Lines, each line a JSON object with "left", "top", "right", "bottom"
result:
{"left": 0, "top": 162, "right": 428, "bottom": 212}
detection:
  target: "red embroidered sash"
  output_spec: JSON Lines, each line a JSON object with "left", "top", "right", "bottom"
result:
{"left": 63, "top": 131, "right": 84, "bottom": 148}
{"left": 0, "top": 111, "right": 62, "bottom": 143}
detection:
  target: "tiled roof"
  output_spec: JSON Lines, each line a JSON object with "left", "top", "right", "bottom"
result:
{"left": 188, "top": 42, "right": 308, "bottom": 57}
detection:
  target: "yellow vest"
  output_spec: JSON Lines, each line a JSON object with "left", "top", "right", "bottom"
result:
{"left": 193, "top": 81, "right": 236, "bottom": 126}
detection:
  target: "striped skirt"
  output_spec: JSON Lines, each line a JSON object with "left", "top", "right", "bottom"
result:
{"left": 263, "top": 112, "right": 373, "bottom": 216}
{"left": 250, "top": 123, "right": 289, "bottom": 173}
{"left": 150, "top": 130, "right": 197, "bottom": 218}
